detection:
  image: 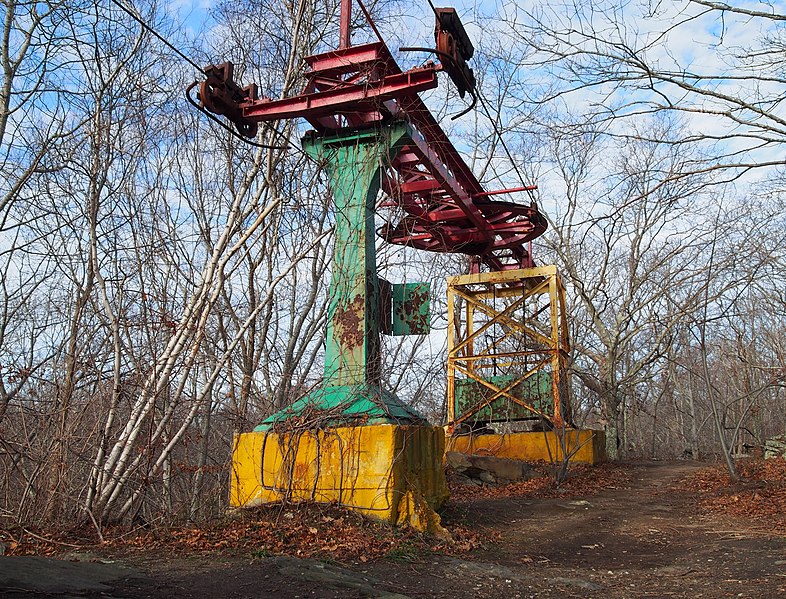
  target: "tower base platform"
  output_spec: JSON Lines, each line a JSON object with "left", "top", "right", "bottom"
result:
{"left": 231, "top": 424, "right": 449, "bottom": 534}
{"left": 446, "top": 429, "right": 606, "bottom": 465}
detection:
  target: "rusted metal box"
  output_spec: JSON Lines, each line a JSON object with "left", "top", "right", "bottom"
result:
{"left": 454, "top": 372, "right": 553, "bottom": 423}
{"left": 391, "top": 282, "right": 430, "bottom": 336}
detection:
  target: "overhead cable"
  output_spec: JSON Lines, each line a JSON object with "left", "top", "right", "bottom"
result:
{"left": 107, "top": 0, "right": 206, "bottom": 75}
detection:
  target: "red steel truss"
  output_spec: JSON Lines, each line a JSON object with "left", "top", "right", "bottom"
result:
{"left": 199, "top": 26, "right": 546, "bottom": 271}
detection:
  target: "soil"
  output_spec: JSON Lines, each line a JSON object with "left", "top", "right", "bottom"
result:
{"left": 2, "top": 461, "right": 785, "bottom": 598}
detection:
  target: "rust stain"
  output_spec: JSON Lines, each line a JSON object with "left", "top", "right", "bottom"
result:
{"left": 333, "top": 294, "right": 365, "bottom": 348}
{"left": 394, "top": 285, "right": 429, "bottom": 334}
{"left": 293, "top": 462, "right": 310, "bottom": 481}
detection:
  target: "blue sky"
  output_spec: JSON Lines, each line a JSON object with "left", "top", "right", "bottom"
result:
{"left": 165, "top": 0, "right": 215, "bottom": 35}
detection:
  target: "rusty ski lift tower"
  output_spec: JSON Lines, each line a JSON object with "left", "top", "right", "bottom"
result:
{"left": 197, "top": 1, "right": 602, "bottom": 529}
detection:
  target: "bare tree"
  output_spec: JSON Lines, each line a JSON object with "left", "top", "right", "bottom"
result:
{"left": 533, "top": 117, "right": 741, "bottom": 459}
{"left": 499, "top": 0, "right": 786, "bottom": 184}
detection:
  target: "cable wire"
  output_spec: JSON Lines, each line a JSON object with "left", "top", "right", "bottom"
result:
{"left": 417, "top": 0, "right": 537, "bottom": 205}
{"left": 108, "top": 0, "right": 206, "bottom": 75}
{"left": 355, "top": 0, "right": 385, "bottom": 44}
{"left": 185, "top": 82, "right": 288, "bottom": 149}
{"left": 107, "top": 0, "right": 311, "bottom": 156}
{"left": 475, "top": 89, "right": 538, "bottom": 204}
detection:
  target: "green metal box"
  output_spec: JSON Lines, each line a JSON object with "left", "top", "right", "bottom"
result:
{"left": 454, "top": 372, "right": 553, "bottom": 423}
{"left": 391, "top": 282, "right": 430, "bottom": 336}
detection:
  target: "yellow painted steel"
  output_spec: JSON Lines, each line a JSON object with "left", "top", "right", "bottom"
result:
{"left": 446, "top": 429, "right": 607, "bottom": 464}
{"left": 447, "top": 264, "right": 560, "bottom": 286}
{"left": 230, "top": 424, "right": 449, "bottom": 534}
{"left": 446, "top": 265, "right": 571, "bottom": 429}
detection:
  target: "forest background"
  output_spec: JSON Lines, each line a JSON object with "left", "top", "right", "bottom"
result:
{"left": 1, "top": 0, "right": 785, "bottom": 528}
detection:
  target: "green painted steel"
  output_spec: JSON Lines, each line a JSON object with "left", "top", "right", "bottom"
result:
{"left": 305, "top": 124, "right": 409, "bottom": 387}
{"left": 378, "top": 278, "right": 393, "bottom": 335}
{"left": 255, "top": 123, "right": 427, "bottom": 432}
{"left": 255, "top": 385, "right": 424, "bottom": 430}
{"left": 391, "top": 282, "right": 430, "bottom": 336}
{"left": 454, "top": 372, "right": 553, "bottom": 423}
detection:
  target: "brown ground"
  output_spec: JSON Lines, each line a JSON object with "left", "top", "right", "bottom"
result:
{"left": 2, "top": 460, "right": 785, "bottom": 598}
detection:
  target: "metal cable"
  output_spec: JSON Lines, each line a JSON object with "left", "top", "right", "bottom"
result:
{"left": 108, "top": 0, "right": 312, "bottom": 155}
{"left": 185, "top": 82, "right": 288, "bottom": 149}
{"left": 107, "top": 0, "right": 206, "bottom": 75}
{"left": 417, "top": 0, "right": 538, "bottom": 204}
{"left": 475, "top": 89, "right": 539, "bottom": 204}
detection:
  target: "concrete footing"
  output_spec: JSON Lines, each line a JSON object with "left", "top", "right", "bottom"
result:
{"left": 446, "top": 429, "right": 607, "bottom": 465}
{"left": 231, "top": 424, "right": 449, "bottom": 534}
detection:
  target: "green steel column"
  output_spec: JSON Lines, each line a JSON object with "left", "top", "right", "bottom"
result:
{"left": 254, "top": 123, "right": 429, "bottom": 430}
{"left": 303, "top": 124, "right": 408, "bottom": 386}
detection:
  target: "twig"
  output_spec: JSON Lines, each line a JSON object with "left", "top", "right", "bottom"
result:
{"left": 107, "top": 514, "right": 167, "bottom": 542}
{"left": 83, "top": 507, "right": 105, "bottom": 544}
{"left": 21, "top": 528, "right": 83, "bottom": 549}
{"left": 713, "top": 529, "right": 781, "bottom": 538}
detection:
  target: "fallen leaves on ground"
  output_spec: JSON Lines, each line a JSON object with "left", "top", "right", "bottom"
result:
{"left": 447, "top": 462, "right": 632, "bottom": 503}
{"left": 1, "top": 502, "right": 490, "bottom": 562}
{"left": 0, "top": 527, "right": 82, "bottom": 557}
{"left": 669, "top": 458, "right": 786, "bottom": 534}
{"left": 0, "top": 462, "right": 635, "bottom": 560}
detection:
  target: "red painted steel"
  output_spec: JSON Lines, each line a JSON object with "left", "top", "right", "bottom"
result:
{"left": 198, "top": 32, "right": 547, "bottom": 270}
{"left": 339, "top": 0, "right": 352, "bottom": 49}
{"left": 242, "top": 68, "right": 439, "bottom": 122}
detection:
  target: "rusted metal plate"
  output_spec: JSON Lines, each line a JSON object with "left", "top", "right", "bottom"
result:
{"left": 391, "top": 282, "right": 430, "bottom": 336}
{"left": 454, "top": 373, "right": 553, "bottom": 423}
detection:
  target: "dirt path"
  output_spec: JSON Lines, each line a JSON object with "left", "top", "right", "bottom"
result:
{"left": 2, "top": 462, "right": 785, "bottom": 598}
{"left": 414, "top": 461, "right": 786, "bottom": 598}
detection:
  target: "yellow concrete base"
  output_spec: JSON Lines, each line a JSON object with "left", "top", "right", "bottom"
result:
{"left": 446, "top": 429, "right": 606, "bottom": 464}
{"left": 231, "top": 424, "right": 449, "bottom": 534}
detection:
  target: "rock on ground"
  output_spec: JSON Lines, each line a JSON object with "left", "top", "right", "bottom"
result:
{"left": 764, "top": 434, "right": 786, "bottom": 459}
{"left": 0, "top": 555, "right": 139, "bottom": 594}
{"left": 445, "top": 451, "right": 537, "bottom": 485}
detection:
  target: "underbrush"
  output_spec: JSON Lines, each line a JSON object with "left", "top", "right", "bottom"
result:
{"left": 0, "top": 501, "right": 487, "bottom": 561}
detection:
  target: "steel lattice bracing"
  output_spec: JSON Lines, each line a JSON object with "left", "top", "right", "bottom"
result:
{"left": 446, "top": 266, "right": 572, "bottom": 431}
{"left": 199, "top": 40, "right": 546, "bottom": 271}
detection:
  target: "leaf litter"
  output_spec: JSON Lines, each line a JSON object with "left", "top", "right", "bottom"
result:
{"left": 668, "top": 458, "right": 786, "bottom": 535}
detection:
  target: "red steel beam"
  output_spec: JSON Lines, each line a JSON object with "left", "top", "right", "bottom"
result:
{"left": 339, "top": 0, "right": 352, "bottom": 49}
{"left": 242, "top": 69, "right": 438, "bottom": 122}
{"left": 474, "top": 185, "right": 538, "bottom": 197}
{"left": 201, "top": 37, "right": 543, "bottom": 271}
{"left": 396, "top": 119, "right": 492, "bottom": 247}
{"left": 304, "top": 43, "right": 394, "bottom": 77}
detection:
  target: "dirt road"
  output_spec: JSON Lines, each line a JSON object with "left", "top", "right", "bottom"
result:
{"left": 2, "top": 461, "right": 784, "bottom": 598}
